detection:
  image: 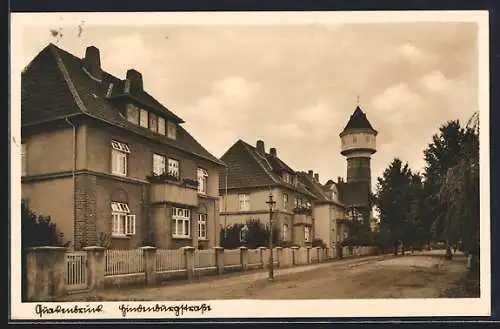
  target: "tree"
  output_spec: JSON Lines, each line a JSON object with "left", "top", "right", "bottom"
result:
{"left": 422, "top": 120, "right": 470, "bottom": 242}
{"left": 375, "top": 158, "right": 420, "bottom": 252}
{"left": 21, "top": 202, "right": 69, "bottom": 300}
{"left": 436, "top": 113, "right": 479, "bottom": 262}
{"left": 220, "top": 218, "right": 279, "bottom": 249}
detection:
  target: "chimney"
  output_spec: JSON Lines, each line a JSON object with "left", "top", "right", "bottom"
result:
{"left": 308, "top": 170, "right": 313, "bottom": 178}
{"left": 270, "top": 147, "right": 277, "bottom": 157}
{"left": 256, "top": 140, "right": 265, "bottom": 155}
{"left": 126, "top": 69, "right": 144, "bottom": 91}
{"left": 83, "top": 46, "right": 103, "bottom": 81}
{"left": 337, "top": 176, "right": 342, "bottom": 184}
{"left": 314, "top": 173, "right": 319, "bottom": 182}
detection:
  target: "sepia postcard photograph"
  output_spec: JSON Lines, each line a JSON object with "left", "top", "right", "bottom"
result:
{"left": 10, "top": 10, "right": 490, "bottom": 320}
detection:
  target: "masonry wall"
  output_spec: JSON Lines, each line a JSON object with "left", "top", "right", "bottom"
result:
{"left": 74, "top": 173, "right": 149, "bottom": 249}
{"left": 21, "top": 178, "right": 74, "bottom": 247}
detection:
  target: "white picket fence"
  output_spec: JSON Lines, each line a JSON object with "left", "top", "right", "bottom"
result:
{"left": 65, "top": 251, "right": 88, "bottom": 291}
{"left": 105, "top": 249, "right": 144, "bottom": 276}
{"left": 156, "top": 249, "right": 185, "bottom": 273}
{"left": 247, "top": 249, "right": 261, "bottom": 266}
{"left": 195, "top": 249, "right": 216, "bottom": 269}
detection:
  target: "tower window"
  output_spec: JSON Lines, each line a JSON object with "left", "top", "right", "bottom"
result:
{"left": 353, "top": 136, "right": 357, "bottom": 143}
{"left": 366, "top": 135, "right": 370, "bottom": 142}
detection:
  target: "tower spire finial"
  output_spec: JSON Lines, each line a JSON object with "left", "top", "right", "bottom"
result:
{"left": 356, "top": 95, "right": 360, "bottom": 106}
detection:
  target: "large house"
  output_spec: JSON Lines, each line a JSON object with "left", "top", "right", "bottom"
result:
{"left": 219, "top": 140, "right": 317, "bottom": 247}
{"left": 21, "top": 44, "right": 226, "bottom": 250}
{"left": 297, "top": 171, "right": 348, "bottom": 248}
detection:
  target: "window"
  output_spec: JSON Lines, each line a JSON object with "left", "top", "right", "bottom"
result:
{"left": 126, "top": 104, "right": 139, "bottom": 125}
{"left": 353, "top": 136, "right": 357, "bottom": 143}
{"left": 167, "top": 158, "right": 179, "bottom": 178}
{"left": 149, "top": 112, "right": 158, "bottom": 132}
{"left": 282, "top": 224, "right": 289, "bottom": 241}
{"left": 111, "top": 202, "right": 135, "bottom": 236}
{"left": 139, "top": 108, "right": 148, "bottom": 128}
{"left": 304, "top": 226, "right": 311, "bottom": 242}
{"left": 239, "top": 193, "right": 250, "bottom": 211}
{"left": 197, "top": 168, "right": 208, "bottom": 194}
{"left": 365, "top": 135, "right": 370, "bottom": 142}
{"left": 283, "top": 172, "right": 291, "bottom": 184}
{"left": 158, "top": 117, "right": 166, "bottom": 135}
{"left": 172, "top": 207, "right": 191, "bottom": 238}
{"left": 21, "top": 143, "right": 27, "bottom": 176}
{"left": 111, "top": 140, "right": 130, "bottom": 176}
{"left": 167, "top": 121, "right": 177, "bottom": 139}
{"left": 198, "top": 212, "right": 207, "bottom": 240}
{"left": 283, "top": 193, "right": 288, "bottom": 209}
{"left": 153, "top": 154, "right": 166, "bottom": 175}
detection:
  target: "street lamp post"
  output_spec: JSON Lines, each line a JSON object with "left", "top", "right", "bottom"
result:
{"left": 266, "top": 192, "right": 276, "bottom": 281}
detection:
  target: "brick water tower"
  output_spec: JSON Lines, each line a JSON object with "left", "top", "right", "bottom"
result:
{"left": 338, "top": 105, "right": 377, "bottom": 224}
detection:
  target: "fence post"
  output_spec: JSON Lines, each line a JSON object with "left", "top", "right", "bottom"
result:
{"left": 291, "top": 246, "right": 299, "bottom": 266}
{"left": 84, "top": 246, "right": 105, "bottom": 292}
{"left": 182, "top": 246, "right": 195, "bottom": 280}
{"left": 314, "top": 247, "right": 320, "bottom": 263}
{"left": 213, "top": 247, "right": 225, "bottom": 275}
{"left": 275, "top": 247, "right": 283, "bottom": 268}
{"left": 259, "top": 247, "right": 267, "bottom": 269}
{"left": 25, "top": 246, "right": 67, "bottom": 301}
{"left": 306, "top": 246, "right": 312, "bottom": 264}
{"left": 141, "top": 246, "right": 157, "bottom": 286}
{"left": 240, "top": 246, "right": 249, "bottom": 271}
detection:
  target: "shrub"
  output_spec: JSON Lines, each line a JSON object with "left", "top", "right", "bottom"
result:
{"left": 312, "top": 238, "right": 326, "bottom": 248}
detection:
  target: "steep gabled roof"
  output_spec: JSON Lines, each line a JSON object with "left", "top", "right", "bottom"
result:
{"left": 22, "top": 43, "right": 224, "bottom": 167}
{"left": 219, "top": 140, "right": 317, "bottom": 199}
{"left": 340, "top": 106, "right": 377, "bottom": 136}
{"left": 297, "top": 173, "right": 345, "bottom": 208}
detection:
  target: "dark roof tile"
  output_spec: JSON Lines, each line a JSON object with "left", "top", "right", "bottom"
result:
{"left": 22, "top": 43, "right": 224, "bottom": 167}
{"left": 341, "top": 106, "right": 377, "bottom": 135}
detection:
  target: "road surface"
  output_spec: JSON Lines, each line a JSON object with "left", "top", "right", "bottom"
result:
{"left": 64, "top": 251, "right": 477, "bottom": 301}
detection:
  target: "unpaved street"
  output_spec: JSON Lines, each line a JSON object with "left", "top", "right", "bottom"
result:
{"left": 65, "top": 251, "right": 476, "bottom": 301}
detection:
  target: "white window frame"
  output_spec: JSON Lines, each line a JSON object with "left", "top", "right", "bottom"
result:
{"left": 172, "top": 207, "right": 191, "bottom": 238}
{"left": 197, "top": 168, "right": 208, "bottom": 194}
{"left": 158, "top": 117, "right": 166, "bottom": 135}
{"left": 153, "top": 153, "right": 166, "bottom": 175}
{"left": 283, "top": 193, "right": 288, "bottom": 209}
{"left": 304, "top": 226, "right": 311, "bottom": 242}
{"left": 149, "top": 112, "right": 158, "bottom": 133}
{"left": 198, "top": 213, "right": 207, "bottom": 240}
{"left": 239, "top": 193, "right": 250, "bottom": 211}
{"left": 21, "top": 143, "right": 27, "bottom": 176}
{"left": 282, "top": 224, "right": 289, "bottom": 241}
{"left": 111, "top": 140, "right": 130, "bottom": 176}
{"left": 111, "top": 202, "right": 135, "bottom": 236}
{"left": 168, "top": 158, "right": 180, "bottom": 178}
{"left": 283, "top": 172, "right": 291, "bottom": 184}
{"left": 139, "top": 108, "right": 148, "bottom": 128}
{"left": 167, "top": 121, "right": 177, "bottom": 139}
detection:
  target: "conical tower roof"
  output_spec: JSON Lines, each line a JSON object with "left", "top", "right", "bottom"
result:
{"left": 340, "top": 106, "right": 377, "bottom": 136}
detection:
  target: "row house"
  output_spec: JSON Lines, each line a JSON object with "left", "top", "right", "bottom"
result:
{"left": 219, "top": 139, "right": 317, "bottom": 247}
{"left": 21, "top": 44, "right": 226, "bottom": 250}
{"left": 297, "top": 171, "right": 348, "bottom": 248}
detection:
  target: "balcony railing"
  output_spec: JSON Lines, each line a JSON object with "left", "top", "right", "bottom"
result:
{"left": 293, "top": 206, "right": 312, "bottom": 216}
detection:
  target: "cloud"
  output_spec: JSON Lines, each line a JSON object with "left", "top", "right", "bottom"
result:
{"left": 371, "top": 83, "right": 423, "bottom": 119}
{"left": 420, "top": 70, "right": 451, "bottom": 93}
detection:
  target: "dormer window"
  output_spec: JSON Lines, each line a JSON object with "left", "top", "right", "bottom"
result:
{"left": 158, "top": 117, "right": 166, "bottom": 135}
{"left": 283, "top": 172, "right": 291, "bottom": 184}
{"left": 139, "top": 108, "right": 148, "bottom": 128}
{"left": 167, "top": 121, "right": 177, "bottom": 140}
{"left": 149, "top": 112, "right": 158, "bottom": 132}
{"left": 126, "top": 104, "right": 139, "bottom": 125}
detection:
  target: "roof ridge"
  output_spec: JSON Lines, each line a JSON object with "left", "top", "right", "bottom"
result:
{"left": 49, "top": 45, "right": 88, "bottom": 114}
{"left": 240, "top": 142, "right": 281, "bottom": 185}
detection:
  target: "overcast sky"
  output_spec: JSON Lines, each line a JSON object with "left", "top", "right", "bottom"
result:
{"left": 20, "top": 20, "right": 479, "bottom": 192}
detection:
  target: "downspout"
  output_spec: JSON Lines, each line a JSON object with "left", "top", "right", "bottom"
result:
{"left": 65, "top": 117, "right": 76, "bottom": 249}
{"left": 224, "top": 166, "right": 228, "bottom": 228}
